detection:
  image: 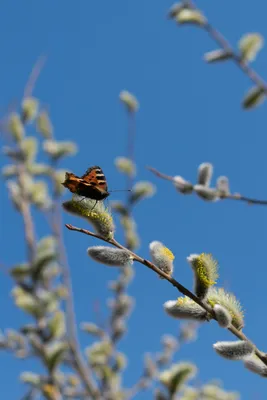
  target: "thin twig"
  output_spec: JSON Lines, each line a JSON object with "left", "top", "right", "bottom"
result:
{"left": 148, "top": 166, "right": 267, "bottom": 206}
{"left": 126, "top": 111, "right": 136, "bottom": 195}
{"left": 65, "top": 223, "right": 267, "bottom": 366}
{"left": 185, "top": 0, "right": 267, "bottom": 93}
{"left": 23, "top": 55, "right": 47, "bottom": 99}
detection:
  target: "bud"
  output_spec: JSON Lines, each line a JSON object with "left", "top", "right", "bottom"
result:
{"left": 80, "top": 322, "right": 105, "bottom": 337}
{"left": 239, "top": 33, "right": 264, "bottom": 63}
{"left": 204, "top": 49, "right": 233, "bottom": 63}
{"left": 115, "top": 157, "right": 136, "bottom": 177}
{"left": 244, "top": 355, "right": 267, "bottom": 377}
{"left": 129, "top": 181, "right": 156, "bottom": 204}
{"left": 149, "top": 241, "right": 174, "bottom": 278}
{"left": 44, "top": 342, "right": 68, "bottom": 372}
{"left": 197, "top": 163, "right": 213, "bottom": 187}
{"left": 175, "top": 9, "right": 206, "bottom": 26}
{"left": 111, "top": 201, "right": 129, "bottom": 216}
{"left": 53, "top": 169, "right": 67, "bottom": 196}
{"left": 167, "top": 3, "right": 186, "bottom": 19}
{"left": 213, "top": 304, "right": 232, "bottom": 328}
{"left": 161, "top": 335, "right": 178, "bottom": 351}
{"left": 173, "top": 175, "right": 193, "bottom": 194}
{"left": 242, "top": 86, "right": 265, "bottom": 110}
{"left": 213, "top": 340, "right": 254, "bottom": 360}
{"left": 87, "top": 246, "right": 133, "bottom": 267}
{"left": 36, "top": 110, "right": 53, "bottom": 138}
{"left": 2, "top": 164, "right": 18, "bottom": 178}
{"left": 159, "top": 362, "right": 197, "bottom": 394}
{"left": 216, "top": 176, "right": 230, "bottom": 196}
{"left": 8, "top": 113, "right": 25, "bottom": 142}
{"left": 86, "top": 341, "right": 112, "bottom": 365}
{"left": 21, "top": 97, "right": 39, "bottom": 123}
{"left": 48, "top": 311, "right": 66, "bottom": 339}
{"left": 27, "top": 163, "right": 51, "bottom": 176}
{"left": 43, "top": 140, "right": 77, "bottom": 160}
{"left": 20, "top": 137, "right": 38, "bottom": 162}
{"left": 20, "top": 372, "right": 41, "bottom": 386}
{"left": 31, "top": 181, "right": 51, "bottom": 210}
{"left": 164, "top": 298, "right": 208, "bottom": 321}
{"left": 119, "top": 90, "right": 139, "bottom": 112}
{"left": 207, "top": 287, "right": 244, "bottom": 330}
{"left": 62, "top": 196, "right": 115, "bottom": 239}
{"left": 187, "top": 253, "right": 218, "bottom": 299}
{"left": 194, "top": 185, "right": 218, "bottom": 201}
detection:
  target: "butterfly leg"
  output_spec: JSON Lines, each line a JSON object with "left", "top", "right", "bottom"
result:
{"left": 89, "top": 200, "right": 98, "bottom": 213}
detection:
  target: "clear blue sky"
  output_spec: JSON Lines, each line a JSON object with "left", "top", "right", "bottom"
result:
{"left": 1, "top": 1, "right": 267, "bottom": 398}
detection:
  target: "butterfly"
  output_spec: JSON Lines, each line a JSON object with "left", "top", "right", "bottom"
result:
{"left": 62, "top": 165, "right": 110, "bottom": 201}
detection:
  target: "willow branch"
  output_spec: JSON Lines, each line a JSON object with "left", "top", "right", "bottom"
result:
{"left": 65, "top": 223, "right": 267, "bottom": 367}
{"left": 50, "top": 175, "right": 100, "bottom": 399}
{"left": 185, "top": 0, "right": 267, "bottom": 93}
{"left": 17, "top": 165, "right": 36, "bottom": 263}
{"left": 148, "top": 166, "right": 267, "bottom": 206}
{"left": 126, "top": 111, "right": 136, "bottom": 194}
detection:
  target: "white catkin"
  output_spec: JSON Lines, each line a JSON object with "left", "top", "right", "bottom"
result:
{"left": 244, "top": 356, "right": 267, "bottom": 377}
{"left": 87, "top": 246, "right": 132, "bottom": 267}
{"left": 213, "top": 340, "right": 254, "bottom": 360}
{"left": 214, "top": 304, "right": 232, "bottom": 328}
{"left": 197, "top": 163, "right": 213, "bottom": 187}
{"left": 164, "top": 300, "right": 207, "bottom": 321}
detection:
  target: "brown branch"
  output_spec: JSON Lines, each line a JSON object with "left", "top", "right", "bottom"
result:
{"left": 65, "top": 223, "right": 267, "bottom": 367}
{"left": 148, "top": 166, "right": 267, "bottom": 206}
{"left": 184, "top": 0, "right": 267, "bottom": 93}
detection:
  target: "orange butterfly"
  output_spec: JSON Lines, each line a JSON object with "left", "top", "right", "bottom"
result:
{"left": 62, "top": 165, "right": 110, "bottom": 201}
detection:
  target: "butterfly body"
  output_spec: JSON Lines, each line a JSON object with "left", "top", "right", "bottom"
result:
{"left": 62, "top": 166, "right": 110, "bottom": 201}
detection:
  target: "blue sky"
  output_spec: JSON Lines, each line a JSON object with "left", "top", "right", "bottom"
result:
{"left": 1, "top": 0, "right": 267, "bottom": 398}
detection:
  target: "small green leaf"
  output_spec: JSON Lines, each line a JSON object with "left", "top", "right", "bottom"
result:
{"left": 36, "top": 111, "right": 53, "bottom": 138}
{"left": 176, "top": 9, "right": 206, "bottom": 26}
{"left": 239, "top": 33, "right": 264, "bottom": 62}
{"left": 204, "top": 49, "right": 233, "bottom": 63}
{"left": 242, "top": 86, "right": 265, "bottom": 110}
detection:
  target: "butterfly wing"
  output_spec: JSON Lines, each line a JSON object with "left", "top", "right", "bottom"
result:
{"left": 62, "top": 172, "right": 81, "bottom": 193}
{"left": 81, "top": 165, "right": 108, "bottom": 192}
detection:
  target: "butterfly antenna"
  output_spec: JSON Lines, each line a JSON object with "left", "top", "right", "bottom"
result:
{"left": 109, "top": 189, "right": 132, "bottom": 193}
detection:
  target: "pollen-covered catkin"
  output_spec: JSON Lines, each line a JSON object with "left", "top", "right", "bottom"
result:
{"left": 149, "top": 241, "right": 174, "bottom": 278}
